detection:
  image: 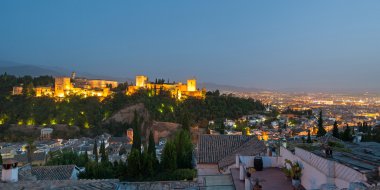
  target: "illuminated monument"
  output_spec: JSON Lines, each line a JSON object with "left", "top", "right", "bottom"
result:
{"left": 54, "top": 77, "right": 72, "bottom": 97}
{"left": 53, "top": 75, "right": 117, "bottom": 98}
{"left": 12, "top": 72, "right": 118, "bottom": 98}
{"left": 127, "top": 75, "right": 205, "bottom": 99}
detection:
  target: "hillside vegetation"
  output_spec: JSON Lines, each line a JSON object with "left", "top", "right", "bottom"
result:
{"left": 0, "top": 73, "right": 265, "bottom": 141}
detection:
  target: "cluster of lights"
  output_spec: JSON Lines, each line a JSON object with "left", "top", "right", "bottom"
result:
{"left": 0, "top": 114, "right": 8, "bottom": 125}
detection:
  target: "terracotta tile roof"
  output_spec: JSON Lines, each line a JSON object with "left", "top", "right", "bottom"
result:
{"left": 0, "top": 179, "right": 119, "bottom": 189}
{"left": 198, "top": 135, "right": 266, "bottom": 169}
{"left": 31, "top": 165, "right": 78, "bottom": 180}
{"left": 109, "top": 137, "right": 129, "bottom": 144}
{"left": 6, "top": 152, "right": 46, "bottom": 164}
{"left": 218, "top": 137, "right": 266, "bottom": 169}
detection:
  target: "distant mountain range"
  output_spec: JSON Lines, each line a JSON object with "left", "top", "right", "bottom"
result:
{"left": 0, "top": 60, "right": 132, "bottom": 82}
{"left": 0, "top": 60, "right": 259, "bottom": 92}
{"left": 199, "top": 82, "right": 262, "bottom": 92}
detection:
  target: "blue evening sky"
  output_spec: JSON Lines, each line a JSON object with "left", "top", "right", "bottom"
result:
{"left": 0, "top": 1, "right": 379, "bottom": 91}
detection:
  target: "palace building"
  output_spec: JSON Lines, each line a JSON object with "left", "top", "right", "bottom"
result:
{"left": 12, "top": 72, "right": 118, "bottom": 98}
{"left": 127, "top": 75, "right": 205, "bottom": 99}
{"left": 52, "top": 74, "right": 117, "bottom": 98}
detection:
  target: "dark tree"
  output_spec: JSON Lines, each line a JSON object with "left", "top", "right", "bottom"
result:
{"left": 132, "top": 111, "right": 142, "bottom": 153}
{"left": 307, "top": 130, "right": 312, "bottom": 143}
{"left": 161, "top": 140, "right": 177, "bottom": 172}
{"left": 147, "top": 130, "right": 156, "bottom": 158}
{"left": 26, "top": 140, "right": 35, "bottom": 163}
{"left": 174, "top": 130, "right": 193, "bottom": 169}
{"left": 181, "top": 112, "right": 190, "bottom": 131}
{"left": 84, "top": 151, "right": 89, "bottom": 163}
{"left": 317, "top": 110, "right": 326, "bottom": 137}
{"left": 141, "top": 150, "right": 154, "bottom": 178}
{"left": 332, "top": 121, "right": 339, "bottom": 139}
{"left": 341, "top": 124, "right": 353, "bottom": 142}
{"left": 126, "top": 149, "right": 141, "bottom": 180}
{"left": 93, "top": 140, "right": 98, "bottom": 163}
{"left": 100, "top": 140, "right": 108, "bottom": 163}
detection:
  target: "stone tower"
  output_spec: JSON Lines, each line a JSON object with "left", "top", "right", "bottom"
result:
{"left": 187, "top": 78, "right": 196, "bottom": 92}
{"left": 136, "top": 75, "right": 148, "bottom": 87}
{"left": 54, "top": 77, "right": 72, "bottom": 97}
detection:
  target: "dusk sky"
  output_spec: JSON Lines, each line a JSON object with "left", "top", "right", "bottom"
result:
{"left": 0, "top": 1, "right": 379, "bottom": 91}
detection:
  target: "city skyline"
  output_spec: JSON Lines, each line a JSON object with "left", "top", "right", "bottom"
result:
{"left": 1, "top": 1, "right": 380, "bottom": 92}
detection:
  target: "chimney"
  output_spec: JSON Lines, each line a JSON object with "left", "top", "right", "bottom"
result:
{"left": 1, "top": 160, "right": 18, "bottom": 182}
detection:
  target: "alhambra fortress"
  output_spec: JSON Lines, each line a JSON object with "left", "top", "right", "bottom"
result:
{"left": 12, "top": 73, "right": 206, "bottom": 99}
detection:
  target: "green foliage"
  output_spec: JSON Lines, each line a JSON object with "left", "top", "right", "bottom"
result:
{"left": 282, "top": 108, "right": 312, "bottom": 116}
{"left": 141, "top": 150, "right": 154, "bottom": 178}
{"left": 161, "top": 140, "right": 177, "bottom": 172}
{"left": 307, "top": 130, "right": 312, "bottom": 143}
{"left": 100, "top": 140, "right": 108, "bottom": 163}
{"left": 362, "top": 126, "right": 380, "bottom": 142}
{"left": 340, "top": 125, "right": 353, "bottom": 142}
{"left": 317, "top": 110, "right": 326, "bottom": 137}
{"left": 78, "top": 161, "right": 114, "bottom": 179}
{"left": 174, "top": 130, "right": 193, "bottom": 169}
{"left": 284, "top": 159, "right": 302, "bottom": 180}
{"left": 282, "top": 167, "right": 291, "bottom": 178}
{"left": 47, "top": 151, "right": 89, "bottom": 167}
{"left": 181, "top": 112, "right": 191, "bottom": 131}
{"left": 26, "top": 140, "right": 36, "bottom": 163}
{"left": 93, "top": 140, "right": 98, "bottom": 163}
{"left": 328, "top": 141, "right": 344, "bottom": 148}
{"left": 131, "top": 111, "right": 142, "bottom": 153}
{"left": 126, "top": 149, "right": 141, "bottom": 180}
{"left": 332, "top": 121, "right": 339, "bottom": 139}
{"left": 147, "top": 130, "right": 156, "bottom": 158}
{"left": 0, "top": 75, "right": 265, "bottom": 141}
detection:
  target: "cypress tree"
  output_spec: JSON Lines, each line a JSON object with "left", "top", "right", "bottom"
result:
{"left": 174, "top": 130, "right": 193, "bottom": 169}
{"left": 84, "top": 151, "right": 89, "bottom": 163}
{"left": 100, "top": 140, "right": 108, "bottom": 163}
{"left": 161, "top": 140, "right": 177, "bottom": 171}
{"left": 132, "top": 111, "right": 141, "bottom": 153}
{"left": 126, "top": 149, "right": 141, "bottom": 180}
{"left": 332, "top": 121, "right": 339, "bottom": 139}
{"left": 342, "top": 124, "right": 352, "bottom": 141}
{"left": 307, "top": 130, "right": 312, "bottom": 143}
{"left": 141, "top": 150, "right": 154, "bottom": 178}
{"left": 93, "top": 140, "right": 98, "bottom": 163}
{"left": 147, "top": 130, "right": 156, "bottom": 158}
{"left": 317, "top": 110, "right": 327, "bottom": 137}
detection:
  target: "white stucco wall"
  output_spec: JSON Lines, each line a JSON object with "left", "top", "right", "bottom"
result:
{"left": 279, "top": 147, "right": 369, "bottom": 190}
{"left": 240, "top": 156, "right": 281, "bottom": 168}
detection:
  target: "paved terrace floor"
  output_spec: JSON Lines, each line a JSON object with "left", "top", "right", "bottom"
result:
{"left": 231, "top": 167, "right": 293, "bottom": 190}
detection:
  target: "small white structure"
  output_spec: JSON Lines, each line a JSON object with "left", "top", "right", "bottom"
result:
{"left": 1, "top": 160, "right": 18, "bottom": 182}
{"left": 40, "top": 128, "right": 53, "bottom": 140}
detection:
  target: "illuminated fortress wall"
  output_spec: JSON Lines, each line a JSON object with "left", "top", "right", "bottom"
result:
{"left": 187, "top": 79, "right": 196, "bottom": 92}
{"left": 127, "top": 75, "right": 205, "bottom": 99}
{"left": 136, "top": 75, "right": 148, "bottom": 87}
{"left": 11, "top": 75, "right": 118, "bottom": 98}
{"left": 88, "top": 80, "right": 118, "bottom": 89}
{"left": 54, "top": 77, "right": 72, "bottom": 97}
